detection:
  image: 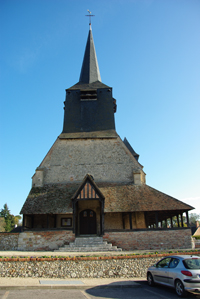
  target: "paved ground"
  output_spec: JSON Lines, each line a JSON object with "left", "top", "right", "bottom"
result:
{"left": 0, "top": 277, "right": 143, "bottom": 289}
{"left": 1, "top": 281, "right": 199, "bottom": 298}
{"left": 0, "top": 249, "right": 199, "bottom": 297}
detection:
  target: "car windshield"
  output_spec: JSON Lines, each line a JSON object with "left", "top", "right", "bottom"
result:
{"left": 183, "top": 258, "right": 200, "bottom": 270}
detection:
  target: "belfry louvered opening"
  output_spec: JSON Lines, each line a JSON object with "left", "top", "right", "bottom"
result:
{"left": 80, "top": 90, "right": 97, "bottom": 101}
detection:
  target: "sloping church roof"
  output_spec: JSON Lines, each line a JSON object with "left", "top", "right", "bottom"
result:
{"left": 79, "top": 24, "right": 101, "bottom": 84}
{"left": 20, "top": 181, "right": 193, "bottom": 215}
{"left": 69, "top": 25, "right": 111, "bottom": 90}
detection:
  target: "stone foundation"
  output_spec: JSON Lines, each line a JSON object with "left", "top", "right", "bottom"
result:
{"left": 17, "top": 230, "right": 75, "bottom": 251}
{"left": 0, "top": 233, "right": 19, "bottom": 250}
{"left": 0, "top": 228, "right": 193, "bottom": 251}
{"left": 103, "top": 228, "right": 193, "bottom": 250}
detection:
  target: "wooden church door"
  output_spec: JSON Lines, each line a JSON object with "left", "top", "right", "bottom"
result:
{"left": 80, "top": 209, "right": 97, "bottom": 235}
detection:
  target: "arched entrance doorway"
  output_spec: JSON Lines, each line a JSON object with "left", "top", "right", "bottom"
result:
{"left": 80, "top": 209, "right": 97, "bottom": 235}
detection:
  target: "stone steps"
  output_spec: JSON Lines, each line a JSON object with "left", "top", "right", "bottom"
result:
{"left": 55, "top": 236, "right": 122, "bottom": 252}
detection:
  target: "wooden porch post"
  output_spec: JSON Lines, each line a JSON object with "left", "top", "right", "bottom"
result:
{"left": 47, "top": 214, "right": 49, "bottom": 228}
{"left": 186, "top": 211, "right": 190, "bottom": 227}
{"left": 22, "top": 215, "right": 25, "bottom": 231}
{"left": 170, "top": 217, "right": 173, "bottom": 228}
{"left": 73, "top": 201, "right": 76, "bottom": 234}
{"left": 129, "top": 212, "right": 132, "bottom": 230}
{"left": 181, "top": 213, "right": 184, "bottom": 227}
{"left": 155, "top": 212, "right": 158, "bottom": 228}
{"left": 31, "top": 215, "right": 34, "bottom": 228}
{"left": 54, "top": 214, "right": 57, "bottom": 228}
{"left": 101, "top": 200, "right": 104, "bottom": 235}
{"left": 177, "top": 214, "right": 180, "bottom": 227}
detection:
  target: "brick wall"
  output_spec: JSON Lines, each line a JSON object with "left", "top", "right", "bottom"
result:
{"left": 18, "top": 230, "right": 75, "bottom": 251}
{"left": 0, "top": 229, "right": 193, "bottom": 251}
{"left": 103, "top": 229, "right": 193, "bottom": 250}
{"left": 0, "top": 233, "right": 19, "bottom": 250}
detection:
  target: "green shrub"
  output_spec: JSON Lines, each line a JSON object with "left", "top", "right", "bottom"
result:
{"left": 193, "top": 236, "right": 200, "bottom": 240}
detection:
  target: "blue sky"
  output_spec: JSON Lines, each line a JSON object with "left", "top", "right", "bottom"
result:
{"left": 0, "top": 0, "right": 200, "bottom": 217}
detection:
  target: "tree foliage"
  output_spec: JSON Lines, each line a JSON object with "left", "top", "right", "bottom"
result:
{"left": 0, "top": 204, "right": 22, "bottom": 232}
{"left": 0, "top": 217, "right": 6, "bottom": 232}
{"left": 189, "top": 213, "right": 200, "bottom": 226}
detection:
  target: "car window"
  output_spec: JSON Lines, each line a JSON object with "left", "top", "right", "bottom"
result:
{"left": 183, "top": 258, "right": 200, "bottom": 269}
{"left": 169, "top": 258, "right": 179, "bottom": 268}
{"left": 157, "top": 257, "right": 172, "bottom": 268}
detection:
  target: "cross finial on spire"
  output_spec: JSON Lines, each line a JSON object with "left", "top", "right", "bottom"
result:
{"left": 85, "top": 10, "right": 95, "bottom": 25}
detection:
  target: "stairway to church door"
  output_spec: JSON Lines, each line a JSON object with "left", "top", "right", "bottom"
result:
{"left": 80, "top": 209, "right": 97, "bottom": 235}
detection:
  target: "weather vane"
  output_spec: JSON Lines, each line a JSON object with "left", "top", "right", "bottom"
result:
{"left": 85, "top": 10, "right": 95, "bottom": 25}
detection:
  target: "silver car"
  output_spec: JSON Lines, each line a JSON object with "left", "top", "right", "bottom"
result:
{"left": 147, "top": 255, "right": 200, "bottom": 297}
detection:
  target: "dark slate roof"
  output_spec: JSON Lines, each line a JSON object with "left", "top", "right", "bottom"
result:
{"left": 20, "top": 183, "right": 193, "bottom": 214}
{"left": 68, "top": 80, "right": 111, "bottom": 90}
{"left": 123, "top": 138, "right": 139, "bottom": 161}
{"left": 59, "top": 129, "right": 118, "bottom": 139}
{"left": 79, "top": 25, "right": 101, "bottom": 84}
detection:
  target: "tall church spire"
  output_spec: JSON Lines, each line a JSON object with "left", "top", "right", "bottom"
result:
{"left": 79, "top": 25, "right": 101, "bottom": 84}
{"left": 62, "top": 23, "right": 116, "bottom": 135}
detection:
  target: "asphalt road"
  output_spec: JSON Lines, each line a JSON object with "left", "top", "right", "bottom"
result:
{"left": 0, "top": 282, "right": 200, "bottom": 299}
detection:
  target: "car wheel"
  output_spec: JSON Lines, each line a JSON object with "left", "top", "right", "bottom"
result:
{"left": 175, "top": 279, "right": 187, "bottom": 297}
{"left": 147, "top": 272, "right": 155, "bottom": 286}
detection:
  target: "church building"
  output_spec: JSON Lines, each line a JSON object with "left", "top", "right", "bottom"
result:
{"left": 20, "top": 24, "right": 194, "bottom": 251}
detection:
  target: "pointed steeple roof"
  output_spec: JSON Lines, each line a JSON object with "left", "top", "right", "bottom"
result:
{"left": 79, "top": 25, "right": 101, "bottom": 84}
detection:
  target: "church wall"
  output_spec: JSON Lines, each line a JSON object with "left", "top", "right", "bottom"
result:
{"left": 104, "top": 212, "right": 147, "bottom": 230}
{"left": 56, "top": 214, "right": 73, "bottom": 229}
{"left": 33, "top": 137, "right": 143, "bottom": 186}
{"left": 103, "top": 228, "right": 193, "bottom": 251}
{"left": 104, "top": 213, "right": 123, "bottom": 230}
{"left": 33, "top": 215, "right": 54, "bottom": 229}
{"left": 135, "top": 212, "right": 146, "bottom": 229}
{"left": 124, "top": 213, "right": 130, "bottom": 229}
{"left": 32, "top": 169, "right": 44, "bottom": 187}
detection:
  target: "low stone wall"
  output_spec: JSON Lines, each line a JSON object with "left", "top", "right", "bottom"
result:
{"left": 0, "top": 233, "right": 19, "bottom": 250}
{"left": 1, "top": 253, "right": 199, "bottom": 278}
{"left": 0, "top": 256, "right": 163, "bottom": 278}
{"left": 103, "top": 229, "right": 193, "bottom": 250}
{"left": 17, "top": 230, "right": 75, "bottom": 251}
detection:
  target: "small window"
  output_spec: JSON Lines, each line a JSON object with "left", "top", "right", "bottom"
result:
{"left": 61, "top": 218, "right": 72, "bottom": 227}
{"left": 169, "top": 258, "right": 179, "bottom": 268}
{"left": 83, "top": 211, "right": 87, "bottom": 217}
{"left": 157, "top": 258, "right": 171, "bottom": 268}
{"left": 183, "top": 258, "right": 200, "bottom": 269}
{"left": 90, "top": 211, "right": 94, "bottom": 217}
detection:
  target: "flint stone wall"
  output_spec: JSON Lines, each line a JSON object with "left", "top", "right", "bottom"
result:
{"left": 0, "top": 233, "right": 19, "bottom": 250}
{"left": 0, "top": 257, "right": 165, "bottom": 278}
